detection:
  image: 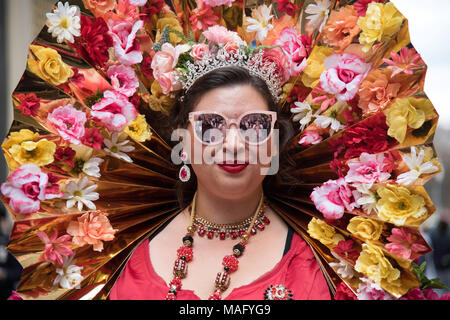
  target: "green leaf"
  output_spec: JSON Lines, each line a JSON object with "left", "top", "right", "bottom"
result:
{"left": 411, "top": 261, "right": 448, "bottom": 290}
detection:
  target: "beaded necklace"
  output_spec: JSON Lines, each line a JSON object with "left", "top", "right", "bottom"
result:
{"left": 165, "top": 191, "right": 267, "bottom": 300}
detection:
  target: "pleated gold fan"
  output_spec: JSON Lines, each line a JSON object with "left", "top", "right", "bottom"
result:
{"left": 1, "top": 0, "right": 443, "bottom": 300}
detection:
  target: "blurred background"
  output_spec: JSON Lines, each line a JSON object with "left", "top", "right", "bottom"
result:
{"left": 0, "top": 0, "right": 449, "bottom": 299}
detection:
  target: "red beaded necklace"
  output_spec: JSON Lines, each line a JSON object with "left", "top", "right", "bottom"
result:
{"left": 165, "top": 191, "right": 267, "bottom": 300}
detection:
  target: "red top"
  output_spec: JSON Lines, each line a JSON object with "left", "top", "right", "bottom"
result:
{"left": 109, "top": 232, "right": 331, "bottom": 300}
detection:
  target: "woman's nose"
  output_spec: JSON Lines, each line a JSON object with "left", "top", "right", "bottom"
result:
{"left": 222, "top": 124, "right": 244, "bottom": 154}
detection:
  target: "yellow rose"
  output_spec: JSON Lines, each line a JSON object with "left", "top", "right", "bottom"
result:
{"left": 357, "top": 2, "right": 404, "bottom": 52}
{"left": 376, "top": 185, "right": 427, "bottom": 226}
{"left": 384, "top": 97, "right": 436, "bottom": 143}
{"left": 301, "top": 46, "right": 333, "bottom": 88}
{"left": 125, "top": 114, "right": 153, "bottom": 143}
{"left": 27, "top": 45, "right": 74, "bottom": 86}
{"left": 156, "top": 13, "right": 184, "bottom": 45}
{"left": 307, "top": 217, "right": 345, "bottom": 247}
{"left": 2, "top": 129, "right": 39, "bottom": 150}
{"left": 355, "top": 243, "right": 401, "bottom": 284}
{"left": 347, "top": 216, "right": 383, "bottom": 241}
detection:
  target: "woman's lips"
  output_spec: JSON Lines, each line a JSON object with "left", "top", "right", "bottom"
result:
{"left": 217, "top": 163, "right": 249, "bottom": 174}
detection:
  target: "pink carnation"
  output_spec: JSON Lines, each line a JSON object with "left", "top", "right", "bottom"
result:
{"left": 345, "top": 152, "right": 392, "bottom": 186}
{"left": 310, "top": 178, "right": 357, "bottom": 220}
{"left": 107, "top": 64, "right": 139, "bottom": 97}
{"left": 299, "top": 130, "right": 322, "bottom": 146}
{"left": 357, "top": 278, "right": 393, "bottom": 300}
{"left": 1, "top": 164, "right": 59, "bottom": 214}
{"left": 261, "top": 48, "right": 291, "bottom": 84}
{"left": 109, "top": 20, "right": 143, "bottom": 65}
{"left": 66, "top": 211, "right": 118, "bottom": 252}
{"left": 37, "top": 230, "right": 74, "bottom": 267}
{"left": 320, "top": 53, "right": 371, "bottom": 102}
{"left": 202, "top": 25, "right": 244, "bottom": 45}
{"left": 189, "top": 5, "right": 220, "bottom": 32}
{"left": 47, "top": 104, "right": 87, "bottom": 145}
{"left": 91, "top": 90, "right": 138, "bottom": 132}
{"left": 385, "top": 227, "right": 429, "bottom": 260}
{"left": 190, "top": 43, "right": 210, "bottom": 61}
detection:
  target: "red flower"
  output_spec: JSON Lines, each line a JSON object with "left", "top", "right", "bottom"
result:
{"left": 54, "top": 147, "right": 76, "bottom": 167}
{"left": 276, "top": 0, "right": 300, "bottom": 16}
{"left": 77, "top": 15, "right": 113, "bottom": 68}
{"left": 141, "top": 0, "right": 165, "bottom": 23}
{"left": 46, "top": 173, "right": 63, "bottom": 196}
{"left": 141, "top": 55, "right": 154, "bottom": 79}
{"left": 130, "top": 93, "right": 141, "bottom": 108}
{"left": 334, "top": 282, "right": 357, "bottom": 300}
{"left": 354, "top": 0, "right": 386, "bottom": 17}
{"left": 399, "top": 287, "right": 425, "bottom": 300}
{"left": 81, "top": 127, "right": 104, "bottom": 150}
{"left": 69, "top": 67, "right": 85, "bottom": 88}
{"left": 15, "top": 93, "right": 40, "bottom": 117}
{"left": 332, "top": 240, "right": 360, "bottom": 262}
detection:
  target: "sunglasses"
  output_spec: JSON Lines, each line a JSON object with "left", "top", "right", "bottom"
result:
{"left": 188, "top": 110, "right": 277, "bottom": 145}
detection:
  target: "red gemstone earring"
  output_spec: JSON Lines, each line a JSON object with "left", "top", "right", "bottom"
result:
{"left": 179, "top": 151, "right": 191, "bottom": 182}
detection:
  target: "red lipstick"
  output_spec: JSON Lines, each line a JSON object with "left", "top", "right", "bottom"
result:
{"left": 217, "top": 161, "right": 248, "bottom": 174}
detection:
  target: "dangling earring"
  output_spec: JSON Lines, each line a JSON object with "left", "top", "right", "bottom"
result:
{"left": 179, "top": 151, "right": 191, "bottom": 182}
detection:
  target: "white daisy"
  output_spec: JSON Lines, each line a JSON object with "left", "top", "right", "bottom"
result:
{"left": 314, "top": 114, "right": 344, "bottom": 135}
{"left": 46, "top": 1, "right": 81, "bottom": 44}
{"left": 396, "top": 147, "right": 439, "bottom": 185}
{"left": 82, "top": 157, "right": 104, "bottom": 178}
{"left": 245, "top": 4, "right": 274, "bottom": 43}
{"left": 53, "top": 255, "right": 84, "bottom": 289}
{"left": 104, "top": 133, "right": 135, "bottom": 163}
{"left": 305, "top": 0, "right": 331, "bottom": 32}
{"left": 62, "top": 177, "right": 99, "bottom": 211}
{"left": 329, "top": 251, "right": 355, "bottom": 279}
{"left": 352, "top": 183, "right": 378, "bottom": 215}
{"left": 291, "top": 101, "right": 313, "bottom": 131}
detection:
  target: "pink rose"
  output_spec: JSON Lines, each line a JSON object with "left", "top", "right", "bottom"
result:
{"left": 320, "top": 53, "right": 371, "bottom": 102}
{"left": 299, "top": 130, "right": 322, "bottom": 146}
{"left": 47, "top": 104, "right": 87, "bottom": 145}
{"left": 203, "top": 0, "right": 235, "bottom": 7}
{"left": 345, "top": 152, "right": 392, "bottom": 186}
{"left": 1, "top": 164, "right": 58, "bottom": 214}
{"left": 91, "top": 90, "right": 138, "bottom": 132}
{"left": 310, "top": 178, "right": 357, "bottom": 220}
{"left": 109, "top": 20, "right": 143, "bottom": 65}
{"left": 190, "top": 43, "right": 210, "bottom": 61}
{"left": 66, "top": 211, "right": 118, "bottom": 252}
{"left": 261, "top": 48, "right": 291, "bottom": 84}
{"left": 202, "top": 25, "right": 244, "bottom": 45}
{"left": 107, "top": 64, "right": 139, "bottom": 97}
{"left": 274, "top": 27, "right": 311, "bottom": 77}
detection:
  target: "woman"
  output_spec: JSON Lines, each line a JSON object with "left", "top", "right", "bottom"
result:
{"left": 109, "top": 67, "right": 331, "bottom": 300}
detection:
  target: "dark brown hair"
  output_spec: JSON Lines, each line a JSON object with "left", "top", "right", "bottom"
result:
{"left": 169, "top": 66, "right": 298, "bottom": 208}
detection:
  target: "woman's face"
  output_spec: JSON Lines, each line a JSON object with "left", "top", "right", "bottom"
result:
{"left": 185, "top": 85, "right": 276, "bottom": 200}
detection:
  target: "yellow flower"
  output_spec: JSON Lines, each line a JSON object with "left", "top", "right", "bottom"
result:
{"left": 376, "top": 185, "right": 427, "bottom": 226}
{"left": 125, "top": 114, "right": 153, "bottom": 142}
{"left": 347, "top": 216, "right": 383, "bottom": 241}
{"left": 27, "top": 45, "right": 74, "bottom": 86}
{"left": 384, "top": 97, "right": 436, "bottom": 143}
{"left": 147, "top": 80, "right": 175, "bottom": 115}
{"left": 357, "top": 2, "right": 404, "bottom": 53}
{"left": 301, "top": 46, "right": 333, "bottom": 88}
{"left": 2, "top": 130, "right": 56, "bottom": 170}
{"left": 155, "top": 13, "right": 184, "bottom": 45}
{"left": 307, "top": 217, "right": 345, "bottom": 247}
{"left": 355, "top": 243, "right": 401, "bottom": 284}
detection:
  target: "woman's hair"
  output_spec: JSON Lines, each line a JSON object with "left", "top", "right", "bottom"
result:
{"left": 169, "top": 66, "right": 298, "bottom": 209}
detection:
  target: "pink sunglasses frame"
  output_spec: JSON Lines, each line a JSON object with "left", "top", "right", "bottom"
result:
{"left": 188, "top": 110, "right": 277, "bottom": 145}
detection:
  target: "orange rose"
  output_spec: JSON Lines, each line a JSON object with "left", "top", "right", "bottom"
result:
{"left": 82, "top": 0, "right": 116, "bottom": 16}
{"left": 322, "top": 6, "right": 360, "bottom": 54}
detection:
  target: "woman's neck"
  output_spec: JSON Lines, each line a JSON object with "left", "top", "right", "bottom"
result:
{"left": 194, "top": 183, "right": 264, "bottom": 225}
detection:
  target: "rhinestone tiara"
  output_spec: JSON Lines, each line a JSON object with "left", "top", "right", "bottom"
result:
{"left": 177, "top": 47, "right": 283, "bottom": 103}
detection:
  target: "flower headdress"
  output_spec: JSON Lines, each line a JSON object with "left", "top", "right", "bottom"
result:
{"left": 1, "top": 0, "right": 446, "bottom": 301}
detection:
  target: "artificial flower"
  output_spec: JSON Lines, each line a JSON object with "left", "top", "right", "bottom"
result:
{"left": 313, "top": 114, "right": 344, "bottom": 135}
{"left": 385, "top": 227, "right": 428, "bottom": 260}
{"left": 53, "top": 255, "right": 84, "bottom": 289}
{"left": 103, "top": 133, "right": 135, "bottom": 163}
{"left": 67, "top": 211, "right": 117, "bottom": 252}
{"left": 333, "top": 239, "right": 360, "bottom": 262}
{"left": 129, "top": 0, "right": 147, "bottom": 6}
{"left": 15, "top": 93, "right": 40, "bottom": 117}
{"left": 383, "top": 47, "right": 424, "bottom": 78}
{"left": 6, "top": 136, "right": 56, "bottom": 170}
{"left": 291, "top": 101, "right": 313, "bottom": 131}
{"left": 347, "top": 216, "right": 383, "bottom": 241}
{"left": 82, "top": 157, "right": 104, "bottom": 178}
{"left": 91, "top": 90, "right": 138, "bottom": 132}
{"left": 376, "top": 185, "right": 427, "bottom": 226}
{"left": 124, "top": 114, "right": 153, "bottom": 142}
{"left": 274, "top": 27, "right": 311, "bottom": 77}
{"left": 276, "top": 0, "right": 299, "bottom": 16}
{"left": 107, "top": 64, "right": 140, "bottom": 97}
{"left": 345, "top": 152, "right": 392, "bottom": 187}
{"left": 298, "top": 130, "right": 322, "bottom": 146}
{"left": 27, "top": 45, "right": 74, "bottom": 86}
{"left": 155, "top": 13, "right": 184, "bottom": 45}
{"left": 1, "top": 164, "right": 59, "bottom": 214}
{"left": 141, "top": 55, "right": 154, "bottom": 79}
{"left": 330, "top": 251, "right": 355, "bottom": 279}
{"left": 107, "top": 0, "right": 140, "bottom": 23}
{"left": 356, "top": 277, "right": 394, "bottom": 300}
{"left": 82, "top": 0, "right": 116, "bottom": 17}
{"left": 47, "top": 104, "right": 87, "bottom": 145}
{"left": 396, "top": 147, "right": 439, "bottom": 185}
{"left": 304, "top": 0, "right": 331, "bottom": 32}
{"left": 307, "top": 217, "right": 345, "bottom": 247}
{"left": 261, "top": 48, "right": 291, "bottom": 84}
{"left": 36, "top": 230, "right": 73, "bottom": 267}
{"left": 355, "top": 243, "right": 400, "bottom": 284}
{"left": 46, "top": 1, "right": 81, "bottom": 44}
{"left": 353, "top": 0, "right": 386, "bottom": 17}
{"left": 54, "top": 147, "right": 76, "bottom": 167}
{"left": 322, "top": 6, "right": 360, "bottom": 54}
{"left": 109, "top": 19, "right": 144, "bottom": 65}
{"left": 62, "top": 177, "right": 99, "bottom": 211}
{"left": 384, "top": 97, "right": 436, "bottom": 143}
{"left": 190, "top": 44, "right": 210, "bottom": 61}
{"left": 67, "top": 145, "right": 103, "bottom": 178}
{"left": 352, "top": 183, "right": 378, "bottom": 215}
{"left": 202, "top": 25, "right": 244, "bottom": 45}
{"left": 399, "top": 287, "right": 425, "bottom": 300}
{"left": 319, "top": 53, "right": 372, "bottom": 102}
{"left": 334, "top": 282, "right": 357, "bottom": 300}
{"left": 301, "top": 46, "right": 333, "bottom": 88}
{"left": 78, "top": 15, "right": 113, "bottom": 68}
{"left": 245, "top": 4, "right": 274, "bottom": 43}
{"left": 311, "top": 178, "right": 357, "bottom": 220}
{"left": 203, "top": 0, "right": 234, "bottom": 7}
{"left": 189, "top": 5, "right": 220, "bottom": 32}
{"left": 81, "top": 127, "right": 104, "bottom": 150}
{"left": 357, "top": 2, "right": 404, "bottom": 52}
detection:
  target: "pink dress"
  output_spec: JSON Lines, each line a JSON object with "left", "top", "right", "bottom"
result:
{"left": 109, "top": 231, "right": 331, "bottom": 300}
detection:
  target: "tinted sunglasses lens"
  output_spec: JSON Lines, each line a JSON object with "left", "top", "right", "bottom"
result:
{"left": 240, "top": 113, "right": 272, "bottom": 143}
{"left": 193, "top": 113, "right": 225, "bottom": 144}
